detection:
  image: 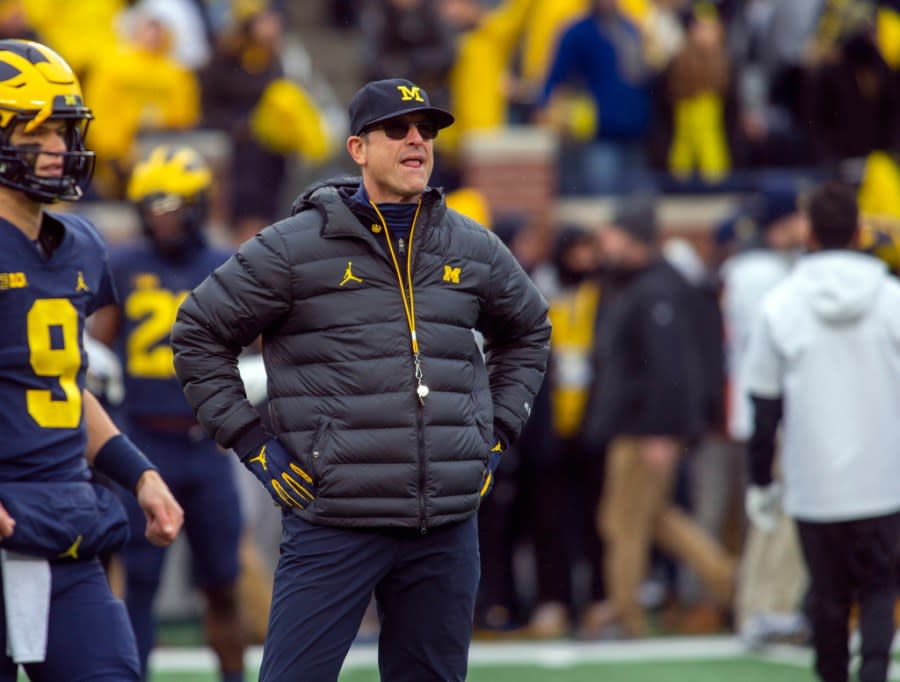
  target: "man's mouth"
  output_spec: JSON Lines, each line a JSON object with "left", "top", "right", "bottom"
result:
{"left": 38, "top": 165, "right": 63, "bottom": 177}
{"left": 401, "top": 157, "right": 425, "bottom": 168}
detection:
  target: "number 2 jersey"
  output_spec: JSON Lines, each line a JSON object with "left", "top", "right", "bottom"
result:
{"left": 0, "top": 213, "right": 116, "bottom": 483}
{"left": 108, "top": 240, "right": 232, "bottom": 421}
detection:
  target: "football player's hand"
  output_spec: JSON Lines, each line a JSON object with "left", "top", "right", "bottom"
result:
{"left": 0, "top": 501, "right": 15, "bottom": 540}
{"left": 136, "top": 470, "right": 184, "bottom": 546}
{"left": 479, "top": 439, "right": 505, "bottom": 498}
{"left": 242, "top": 438, "right": 316, "bottom": 510}
{"left": 745, "top": 483, "right": 782, "bottom": 533}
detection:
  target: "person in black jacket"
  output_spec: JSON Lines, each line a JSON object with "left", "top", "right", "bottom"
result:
{"left": 580, "top": 197, "right": 735, "bottom": 638}
{"left": 170, "top": 78, "right": 550, "bottom": 682}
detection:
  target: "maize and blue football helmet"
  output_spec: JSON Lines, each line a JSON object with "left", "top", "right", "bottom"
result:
{"left": 127, "top": 144, "right": 212, "bottom": 257}
{"left": 0, "top": 39, "right": 94, "bottom": 202}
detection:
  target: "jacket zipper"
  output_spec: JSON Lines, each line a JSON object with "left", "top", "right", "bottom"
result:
{"left": 369, "top": 202, "right": 428, "bottom": 533}
{"left": 410, "top": 222, "right": 427, "bottom": 533}
{"left": 402, "top": 231, "right": 427, "bottom": 533}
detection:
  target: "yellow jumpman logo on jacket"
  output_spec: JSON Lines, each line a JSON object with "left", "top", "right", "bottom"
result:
{"left": 76, "top": 271, "right": 90, "bottom": 292}
{"left": 340, "top": 261, "right": 364, "bottom": 286}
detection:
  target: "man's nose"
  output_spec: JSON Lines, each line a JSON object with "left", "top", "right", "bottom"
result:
{"left": 406, "top": 124, "right": 425, "bottom": 143}
{"left": 44, "top": 132, "right": 67, "bottom": 153}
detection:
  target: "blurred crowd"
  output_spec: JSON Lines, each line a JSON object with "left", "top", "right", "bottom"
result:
{"left": 6, "top": 0, "right": 899, "bottom": 229}
{"left": 15, "top": 0, "right": 900, "bottom": 652}
{"left": 333, "top": 0, "right": 900, "bottom": 205}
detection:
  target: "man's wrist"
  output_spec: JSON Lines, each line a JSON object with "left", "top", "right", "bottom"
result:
{"left": 135, "top": 468, "right": 160, "bottom": 494}
{"left": 232, "top": 422, "right": 270, "bottom": 460}
{"left": 93, "top": 434, "right": 157, "bottom": 493}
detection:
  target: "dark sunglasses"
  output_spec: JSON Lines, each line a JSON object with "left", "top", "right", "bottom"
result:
{"left": 364, "top": 120, "right": 438, "bottom": 141}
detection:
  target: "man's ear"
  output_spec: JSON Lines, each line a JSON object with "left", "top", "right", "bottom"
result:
{"left": 347, "top": 136, "right": 367, "bottom": 166}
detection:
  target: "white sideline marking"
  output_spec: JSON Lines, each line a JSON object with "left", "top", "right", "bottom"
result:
{"left": 148, "top": 636, "right": 754, "bottom": 672}
{"left": 148, "top": 634, "right": 900, "bottom": 677}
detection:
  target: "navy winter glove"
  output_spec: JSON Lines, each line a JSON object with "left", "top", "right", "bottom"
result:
{"left": 241, "top": 437, "right": 316, "bottom": 510}
{"left": 479, "top": 438, "right": 505, "bottom": 498}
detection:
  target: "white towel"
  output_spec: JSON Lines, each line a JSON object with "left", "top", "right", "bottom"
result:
{"left": 1, "top": 550, "right": 51, "bottom": 663}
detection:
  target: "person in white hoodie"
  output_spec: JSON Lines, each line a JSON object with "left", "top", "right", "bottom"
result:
{"left": 743, "top": 180, "right": 900, "bottom": 682}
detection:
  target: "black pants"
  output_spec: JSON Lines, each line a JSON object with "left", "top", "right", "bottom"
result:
{"left": 796, "top": 511, "right": 900, "bottom": 682}
{"left": 528, "top": 437, "right": 606, "bottom": 610}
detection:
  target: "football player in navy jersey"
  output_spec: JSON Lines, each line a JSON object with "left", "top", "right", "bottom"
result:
{"left": 89, "top": 145, "right": 245, "bottom": 682}
{"left": 0, "top": 39, "right": 183, "bottom": 682}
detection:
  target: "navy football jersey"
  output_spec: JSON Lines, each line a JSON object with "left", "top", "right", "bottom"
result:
{"left": 0, "top": 213, "right": 116, "bottom": 482}
{"left": 109, "top": 242, "right": 232, "bottom": 419}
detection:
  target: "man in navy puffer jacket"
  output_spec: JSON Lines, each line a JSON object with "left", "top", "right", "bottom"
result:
{"left": 171, "top": 78, "right": 551, "bottom": 681}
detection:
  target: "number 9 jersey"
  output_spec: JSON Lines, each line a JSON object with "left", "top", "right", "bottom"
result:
{"left": 0, "top": 212, "right": 116, "bottom": 482}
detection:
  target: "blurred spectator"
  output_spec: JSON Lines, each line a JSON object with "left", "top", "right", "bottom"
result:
{"left": 727, "top": 0, "right": 823, "bottom": 168}
{"left": 522, "top": 225, "right": 606, "bottom": 639}
{"left": 439, "top": 0, "right": 533, "bottom": 178}
{"left": 858, "top": 148, "right": 900, "bottom": 222}
{"left": 875, "top": 0, "right": 900, "bottom": 69}
{"left": 718, "top": 186, "right": 812, "bottom": 646}
{"left": 651, "top": 3, "right": 736, "bottom": 184}
{"left": 628, "top": 0, "right": 688, "bottom": 72}
{"left": 474, "top": 213, "right": 539, "bottom": 636}
{"left": 506, "top": 0, "right": 589, "bottom": 122}
{"left": 475, "top": 392, "right": 540, "bottom": 635}
{"left": 0, "top": 0, "right": 37, "bottom": 40}
{"left": 127, "top": 0, "right": 213, "bottom": 70}
{"left": 201, "top": 1, "right": 323, "bottom": 243}
{"left": 536, "top": 0, "right": 652, "bottom": 194}
{"left": 743, "top": 181, "right": 900, "bottom": 682}
{"left": 720, "top": 187, "right": 809, "bottom": 448}
{"left": 580, "top": 197, "right": 735, "bottom": 638}
{"left": 805, "top": 27, "right": 900, "bottom": 166}
{"left": 83, "top": 5, "right": 201, "bottom": 199}
{"left": 21, "top": 0, "right": 123, "bottom": 77}
{"left": 663, "top": 236, "right": 739, "bottom": 634}
{"left": 359, "top": 0, "right": 456, "bottom": 109}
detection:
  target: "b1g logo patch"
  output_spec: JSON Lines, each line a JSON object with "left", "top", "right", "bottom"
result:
{"left": 0, "top": 272, "right": 27, "bottom": 289}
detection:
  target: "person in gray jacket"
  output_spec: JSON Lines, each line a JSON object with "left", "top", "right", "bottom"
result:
{"left": 170, "top": 78, "right": 551, "bottom": 682}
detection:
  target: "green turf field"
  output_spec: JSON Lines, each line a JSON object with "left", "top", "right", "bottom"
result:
{"left": 136, "top": 636, "right": 897, "bottom": 682}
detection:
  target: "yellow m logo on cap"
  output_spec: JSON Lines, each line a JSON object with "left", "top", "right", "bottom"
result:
{"left": 397, "top": 85, "right": 424, "bottom": 102}
{"left": 64, "top": 94, "right": 77, "bottom": 105}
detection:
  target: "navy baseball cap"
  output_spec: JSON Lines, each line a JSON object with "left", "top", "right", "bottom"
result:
{"left": 349, "top": 78, "right": 455, "bottom": 136}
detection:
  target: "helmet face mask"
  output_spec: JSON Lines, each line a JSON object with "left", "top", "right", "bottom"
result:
{"left": 0, "top": 40, "right": 95, "bottom": 203}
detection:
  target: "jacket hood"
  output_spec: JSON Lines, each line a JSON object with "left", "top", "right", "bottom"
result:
{"left": 795, "top": 251, "right": 888, "bottom": 324}
{"left": 290, "top": 175, "right": 359, "bottom": 215}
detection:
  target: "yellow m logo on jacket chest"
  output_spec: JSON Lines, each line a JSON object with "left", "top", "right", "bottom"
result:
{"left": 443, "top": 265, "right": 461, "bottom": 283}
